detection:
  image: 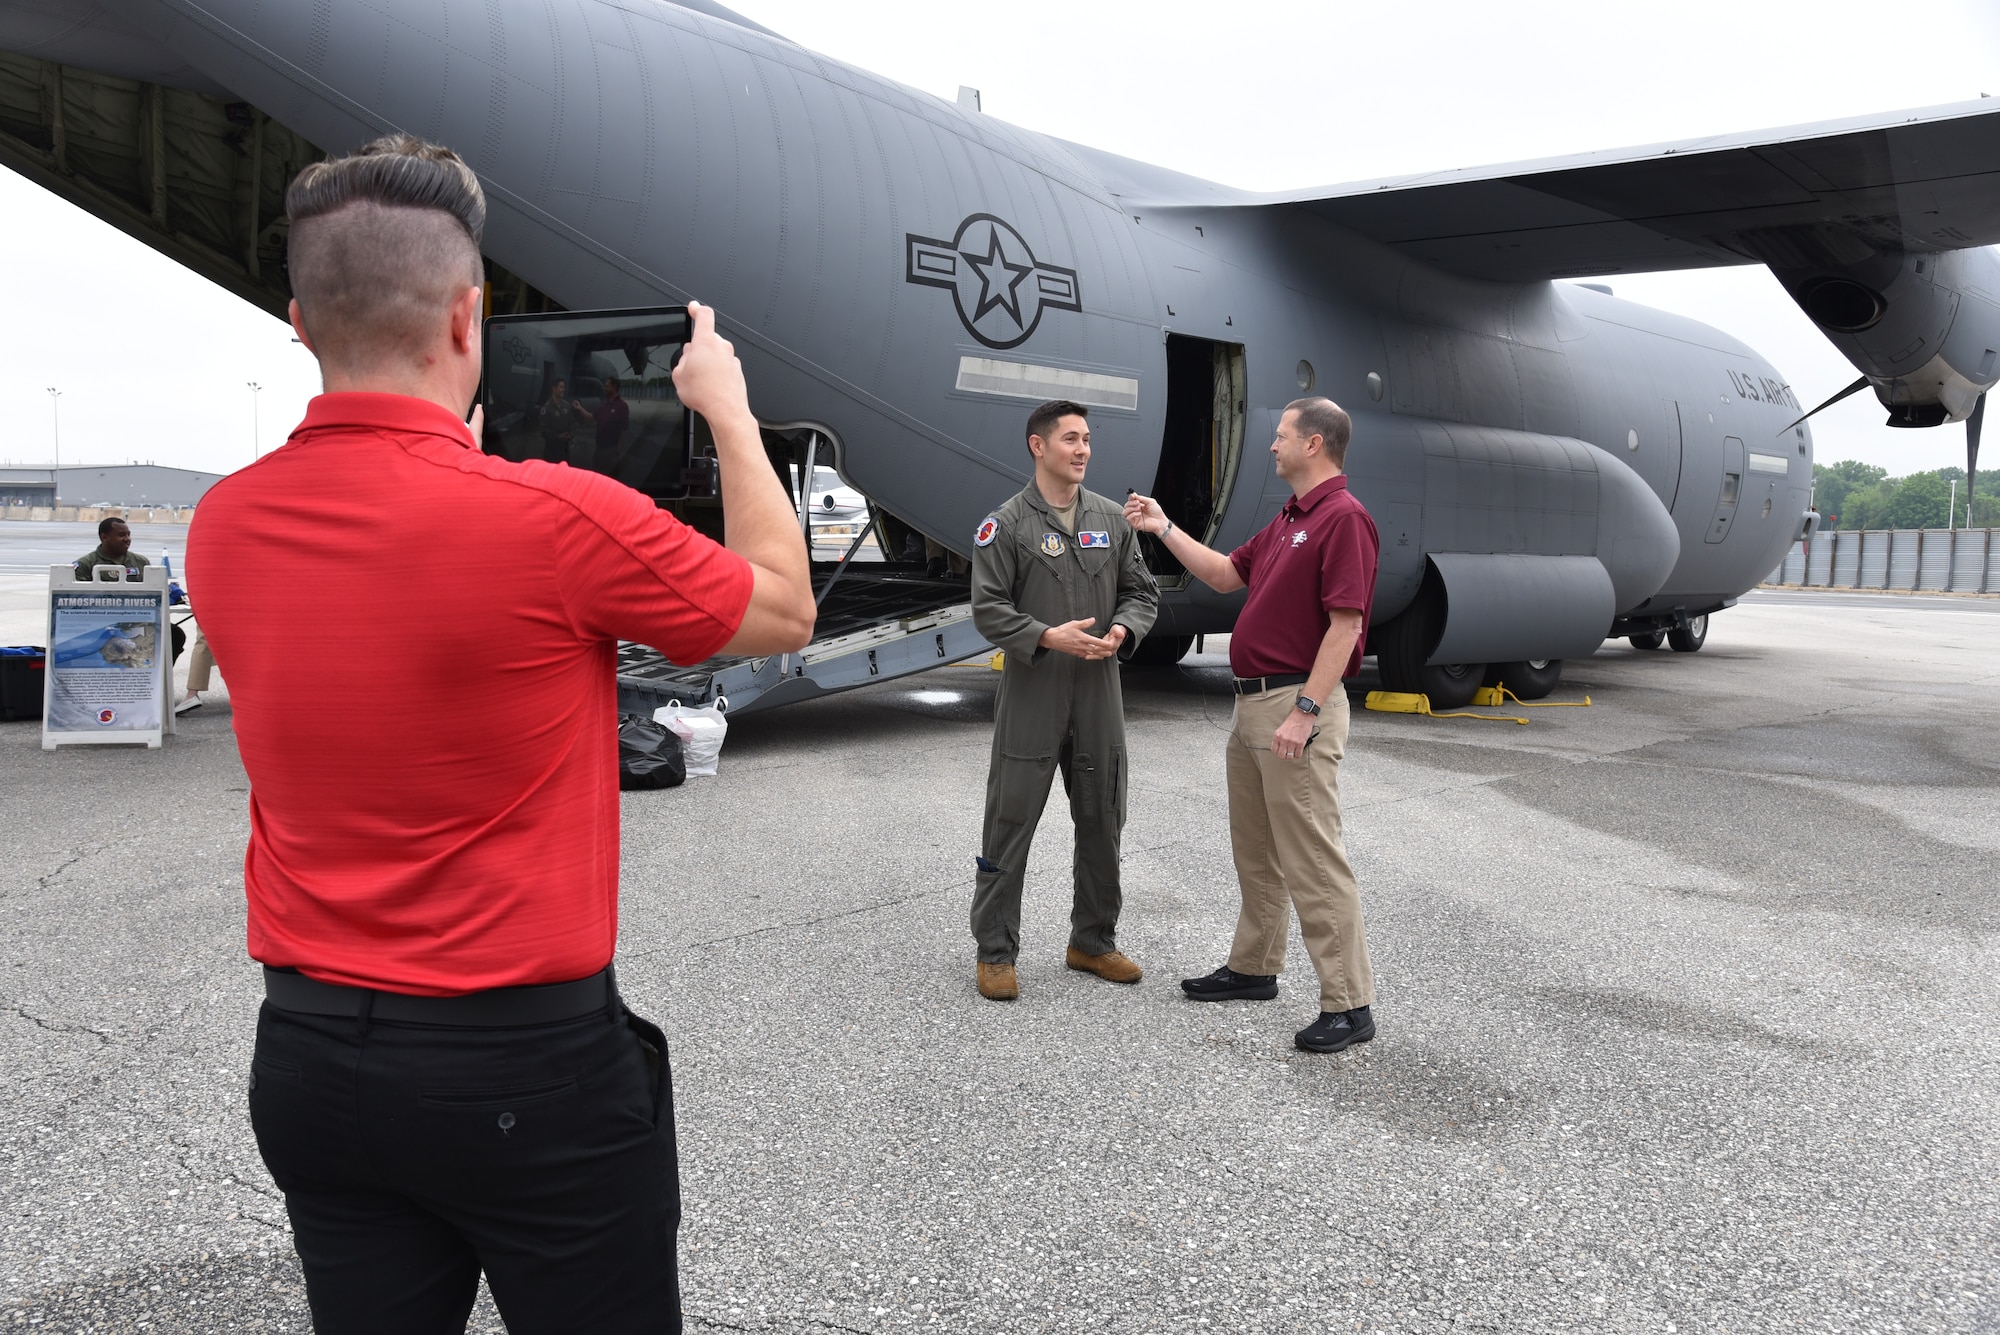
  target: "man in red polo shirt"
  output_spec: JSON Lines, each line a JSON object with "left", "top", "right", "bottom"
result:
{"left": 1125, "top": 398, "right": 1380, "bottom": 1055}
{"left": 189, "top": 135, "right": 812, "bottom": 1332}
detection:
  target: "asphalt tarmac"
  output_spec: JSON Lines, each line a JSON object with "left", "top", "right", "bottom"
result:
{"left": 2, "top": 581, "right": 1996, "bottom": 1333}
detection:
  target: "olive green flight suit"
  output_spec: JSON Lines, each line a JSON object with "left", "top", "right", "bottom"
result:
{"left": 968, "top": 483, "right": 1160, "bottom": 964}
{"left": 72, "top": 547, "right": 147, "bottom": 580}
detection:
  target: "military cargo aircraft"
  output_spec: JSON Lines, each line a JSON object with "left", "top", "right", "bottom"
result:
{"left": 4, "top": 0, "right": 1997, "bottom": 711}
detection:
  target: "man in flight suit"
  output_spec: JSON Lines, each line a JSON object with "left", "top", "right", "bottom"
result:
{"left": 968, "top": 400, "right": 1159, "bottom": 1001}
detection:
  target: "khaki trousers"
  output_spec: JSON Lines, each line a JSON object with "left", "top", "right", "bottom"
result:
{"left": 1224, "top": 686, "right": 1374, "bottom": 1011}
{"left": 185, "top": 625, "right": 216, "bottom": 693}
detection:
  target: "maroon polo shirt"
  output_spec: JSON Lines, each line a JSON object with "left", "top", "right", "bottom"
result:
{"left": 1227, "top": 473, "right": 1379, "bottom": 679}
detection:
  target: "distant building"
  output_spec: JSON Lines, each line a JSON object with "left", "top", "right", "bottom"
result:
{"left": 0, "top": 465, "right": 228, "bottom": 508}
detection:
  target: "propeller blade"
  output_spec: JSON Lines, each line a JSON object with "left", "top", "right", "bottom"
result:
{"left": 1777, "top": 375, "right": 1871, "bottom": 436}
{"left": 1967, "top": 392, "right": 1984, "bottom": 526}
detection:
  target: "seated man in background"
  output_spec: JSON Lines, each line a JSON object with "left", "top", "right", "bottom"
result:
{"left": 72, "top": 516, "right": 144, "bottom": 580}
{"left": 75, "top": 516, "right": 186, "bottom": 662}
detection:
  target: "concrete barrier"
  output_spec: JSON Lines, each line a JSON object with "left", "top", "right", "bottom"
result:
{"left": 1764, "top": 528, "right": 1999, "bottom": 593}
{"left": 0, "top": 504, "right": 195, "bottom": 523}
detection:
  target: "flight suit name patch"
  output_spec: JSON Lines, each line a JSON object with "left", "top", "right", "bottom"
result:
{"left": 1077, "top": 530, "right": 1110, "bottom": 548}
{"left": 1040, "top": 532, "right": 1066, "bottom": 557}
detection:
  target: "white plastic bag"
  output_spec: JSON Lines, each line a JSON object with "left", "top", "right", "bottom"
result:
{"left": 653, "top": 697, "right": 728, "bottom": 777}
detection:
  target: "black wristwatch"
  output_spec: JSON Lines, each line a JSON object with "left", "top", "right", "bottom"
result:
{"left": 1295, "top": 694, "right": 1321, "bottom": 716}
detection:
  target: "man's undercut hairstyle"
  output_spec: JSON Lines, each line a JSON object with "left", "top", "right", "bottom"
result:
{"left": 98, "top": 516, "right": 127, "bottom": 537}
{"left": 1025, "top": 399, "right": 1089, "bottom": 453}
{"left": 1285, "top": 397, "right": 1354, "bottom": 468}
{"left": 284, "top": 135, "right": 487, "bottom": 376}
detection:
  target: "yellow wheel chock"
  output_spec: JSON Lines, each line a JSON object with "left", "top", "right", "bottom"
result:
{"left": 1363, "top": 682, "right": 1591, "bottom": 724}
{"left": 1364, "top": 691, "right": 1527, "bottom": 724}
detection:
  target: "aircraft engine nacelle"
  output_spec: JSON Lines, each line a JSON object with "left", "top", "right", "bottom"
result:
{"left": 1774, "top": 246, "right": 2000, "bottom": 425}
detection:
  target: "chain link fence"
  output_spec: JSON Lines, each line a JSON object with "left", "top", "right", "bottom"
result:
{"left": 1764, "top": 528, "right": 2000, "bottom": 591}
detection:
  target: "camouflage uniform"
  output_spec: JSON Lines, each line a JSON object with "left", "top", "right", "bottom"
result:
{"left": 968, "top": 483, "right": 1159, "bottom": 964}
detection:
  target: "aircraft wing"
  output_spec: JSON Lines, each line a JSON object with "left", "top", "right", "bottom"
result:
{"left": 1262, "top": 99, "right": 2000, "bottom": 283}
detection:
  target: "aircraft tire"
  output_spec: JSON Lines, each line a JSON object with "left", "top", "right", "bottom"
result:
{"left": 1422, "top": 661, "right": 1487, "bottom": 709}
{"left": 1629, "top": 631, "right": 1666, "bottom": 650}
{"left": 1373, "top": 598, "right": 1484, "bottom": 709}
{"left": 1667, "top": 614, "right": 1708, "bottom": 653}
{"left": 1483, "top": 659, "right": 1563, "bottom": 699}
{"left": 1128, "top": 634, "right": 1193, "bottom": 667}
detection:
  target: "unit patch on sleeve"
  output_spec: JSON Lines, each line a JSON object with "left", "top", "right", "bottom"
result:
{"left": 1039, "top": 532, "right": 1067, "bottom": 557}
{"left": 974, "top": 516, "right": 1000, "bottom": 547}
{"left": 1076, "top": 530, "right": 1111, "bottom": 548}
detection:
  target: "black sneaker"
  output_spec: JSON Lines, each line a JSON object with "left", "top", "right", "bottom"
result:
{"left": 1294, "top": 1006, "right": 1376, "bottom": 1053}
{"left": 1180, "top": 966, "right": 1279, "bottom": 1002}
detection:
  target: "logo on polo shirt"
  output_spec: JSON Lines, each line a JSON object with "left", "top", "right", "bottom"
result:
{"left": 1077, "top": 530, "right": 1110, "bottom": 548}
{"left": 1291, "top": 529, "right": 1309, "bottom": 546}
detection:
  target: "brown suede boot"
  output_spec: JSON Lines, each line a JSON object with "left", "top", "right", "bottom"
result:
{"left": 1065, "top": 946, "right": 1142, "bottom": 984}
{"left": 976, "top": 962, "right": 1019, "bottom": 1001}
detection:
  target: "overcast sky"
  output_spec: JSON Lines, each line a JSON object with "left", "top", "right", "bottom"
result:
{"left": 3, "top": 0, "right": 1997, "bottom": 477}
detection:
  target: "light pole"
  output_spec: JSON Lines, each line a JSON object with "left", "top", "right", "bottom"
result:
{"left": 44, "top": 387, "right": 60, "bottom": 505}
{"left": 247, "top": 381, "right": 262, "bottom": 459}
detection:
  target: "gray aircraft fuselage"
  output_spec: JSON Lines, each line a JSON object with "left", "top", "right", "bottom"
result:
{"left": 29, "top": 0, "right": 1822, "bottom": 676}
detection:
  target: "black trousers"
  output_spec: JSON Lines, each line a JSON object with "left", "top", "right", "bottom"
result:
{"left": 249, "top": 996, "right": 681, "bottom": 1333}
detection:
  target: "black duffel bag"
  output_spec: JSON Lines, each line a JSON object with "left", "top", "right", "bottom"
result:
{"left": 618, "top": 713, "right": 686, "bottom": 790}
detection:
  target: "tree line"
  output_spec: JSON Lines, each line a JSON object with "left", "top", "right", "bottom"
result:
{"left": 1811, "top": 461, "right": 1999, "bottom": 531}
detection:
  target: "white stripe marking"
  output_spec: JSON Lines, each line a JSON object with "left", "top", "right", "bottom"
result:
{"left": 955, "top": 357, "right": 1139, "bottom": 411}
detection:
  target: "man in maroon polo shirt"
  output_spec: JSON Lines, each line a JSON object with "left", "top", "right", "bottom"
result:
{"left": 189, "top": 136, "right": 813, "bottom": 1332}
{"left": 1125, "top": 398, "right": 1381, "bottom": 1054}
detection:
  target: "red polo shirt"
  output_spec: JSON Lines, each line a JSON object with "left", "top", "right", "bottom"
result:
{"left": 188, "top": 393, "right": 752, "bottom": 995}
{"left": 1228, "top": 474, "right": 1379, "bottom": 679}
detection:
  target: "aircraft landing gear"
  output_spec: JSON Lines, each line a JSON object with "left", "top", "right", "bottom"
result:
{"left": 1372, "top": 590, "right": 1484, "bottom": 709}
{"left": 1484, "top": 659, "right": 1563, "bottom": 700}
{"left": 1668, "top": 614, "right": 1708, "bottom": 653}
{"left": 1628, "top": 631, "right": 1665, "bottom": 650}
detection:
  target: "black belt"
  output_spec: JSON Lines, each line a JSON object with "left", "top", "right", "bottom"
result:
{"left": 263, "top": 965, "right": 617, "bottom": 1027}
{"left": 1233, "top": 673, "right": 1309, "bottom": 695}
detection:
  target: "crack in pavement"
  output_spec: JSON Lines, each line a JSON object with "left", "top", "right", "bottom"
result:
{"left": 691, "top": 1313, "right": 877, "bottom": 1335}
{"left": 2, "top": 1001, "right": 112, "bottom": 1044}
{"left": 642, "top": 882, "right": 970, "bottom": 958}
{"left": 0, "top": 845, "right": 106, "bottom": 903}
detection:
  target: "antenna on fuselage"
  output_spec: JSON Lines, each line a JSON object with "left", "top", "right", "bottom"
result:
{"left": 1777, "top": 374, "right": 1871, "bottom": 436}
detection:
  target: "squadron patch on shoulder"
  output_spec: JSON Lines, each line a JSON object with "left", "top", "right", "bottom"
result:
{"left": 1077, "top": 530, "right": 1111, "bottom": 548}
{"left": 1040, "top": 532, "right": 1067, "bottom": 557}
{"left": 974, "top": 516, "right": 1000, "bottom": 547}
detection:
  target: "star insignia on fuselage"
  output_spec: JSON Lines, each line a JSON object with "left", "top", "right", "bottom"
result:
{"left": 961, "top": 228, "right": 1033, "bottom": 326}
{"left": 904, "top": 214, "right": 1083, "bottom": 350}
